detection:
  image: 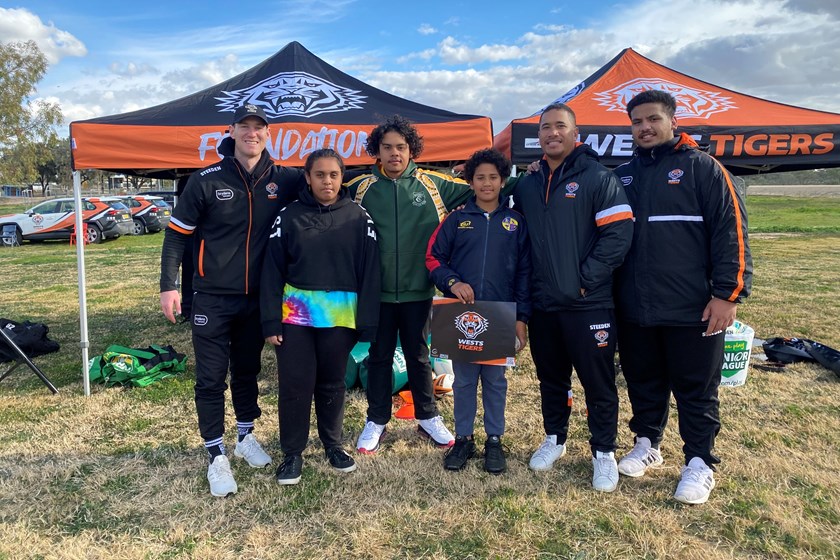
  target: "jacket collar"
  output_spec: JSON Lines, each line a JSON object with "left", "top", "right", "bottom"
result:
{"left": 372, "top": 159, "right": 418, "bottom": 180}
{"left": 461, "top": 195, "right": 511, "bottom": 216}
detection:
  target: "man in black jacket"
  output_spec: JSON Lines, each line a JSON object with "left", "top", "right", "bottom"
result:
{"left": 613, "top": 90, "right": 752, "bottom": 505}
{"left": 515, "top": 103, "right": 633, "bottom": 492}
{"left": 160, "top": 104, "right": 305, "bottom": 497}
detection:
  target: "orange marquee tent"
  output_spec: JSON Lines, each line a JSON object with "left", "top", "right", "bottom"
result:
{"left": 494, "top": 48, "right": 840, "bottom": 174}
{"left": 70, "top": 41, "right": 493, "bottom": 178}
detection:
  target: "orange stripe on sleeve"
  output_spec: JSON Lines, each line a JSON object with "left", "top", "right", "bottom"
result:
{"left": 595, "top": 211, "right": 634, "bottom": 227}
{"left": 711, "top": 157, "right": 747, "bottom": 302}
{"left": 168, "top": 222, "right": 193, "bottom": 235}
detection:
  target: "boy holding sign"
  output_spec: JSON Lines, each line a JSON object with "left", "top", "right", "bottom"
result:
{"left": 425, "top": 149, "right": 531, "bottom": 474}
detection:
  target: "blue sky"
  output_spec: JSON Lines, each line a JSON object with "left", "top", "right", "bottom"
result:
{"left": 3, "top": 0, "right": 840, "bottom": 134}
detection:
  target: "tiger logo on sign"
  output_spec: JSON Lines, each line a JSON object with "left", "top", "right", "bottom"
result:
{"left": 454, "top": 311, "right": 489, "bottom": 340}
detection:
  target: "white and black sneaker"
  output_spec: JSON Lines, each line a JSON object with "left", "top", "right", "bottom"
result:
{"left": 617, "top": 436, "right": 663, "bottom": 478}
{"left": 674, "top": 457, "right": 716, "bottom": 505}
{"left": 326, "top": 447, "right": 357, "bottom": 473}
{"left": 275, "top": 455, "right": 303, "bottom": 485}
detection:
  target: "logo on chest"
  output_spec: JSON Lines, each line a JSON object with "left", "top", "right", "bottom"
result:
{"left": 266, "top": 183, "right": 278, "bottom": 199}
{"left": 668, "top": 169, "right": 684, "bottom": 185}
{"left": 565, "top": 182, "right": 579, "bottom": 198}
{"left": 216, "top": 189, "right": 234, "bottom": 201}
{"left": 502, "top": 217, "right": 519, "bottom": 231}
{"left": 412, "top": 191, "right": 427, "bottom": 206}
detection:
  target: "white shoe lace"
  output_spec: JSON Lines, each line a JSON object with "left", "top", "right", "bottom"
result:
{"left": 533, "top": 438, "right": 558, "bottom": 460}
{"left": 208, "top": 457, "right": 232, "bottom": 483}
{"left": 360, "top": 421, "right": 384, "bottom": 443}
{"left": 624, "top": 441, "right": 650, "bottom": 463}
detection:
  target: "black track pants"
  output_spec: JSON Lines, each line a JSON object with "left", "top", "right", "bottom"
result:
{"left": 529, "top": 308, "right": 619, "bottom": 454}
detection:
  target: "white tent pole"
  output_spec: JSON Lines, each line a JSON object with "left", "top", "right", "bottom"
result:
{"left": 72, "top": 171, "right": 91, "bottom": 396}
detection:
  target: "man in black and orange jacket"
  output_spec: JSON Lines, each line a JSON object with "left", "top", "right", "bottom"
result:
{"left": 613, "top": 90, "right": 752, "bottom": 505}
{"left": 160, "top": 104, "right": 304, "bottom": 497}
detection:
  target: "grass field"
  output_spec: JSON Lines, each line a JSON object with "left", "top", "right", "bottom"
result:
{"left": 0, "top": 196, "right": 838, "bottom": 559}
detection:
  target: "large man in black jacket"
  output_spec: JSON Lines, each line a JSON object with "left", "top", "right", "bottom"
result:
{"left": 515, "top": 103, "right": 633, "bottom": 492}
{"left": 160, "top": 104, "right": 305, "bottom": 497}
{"left": 613, "top": 90, "right": 752, "bottom": 505}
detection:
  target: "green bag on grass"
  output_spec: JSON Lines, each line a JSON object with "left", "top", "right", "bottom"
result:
{"left": 89, "top": 344, "right": 187, "bottom": 387}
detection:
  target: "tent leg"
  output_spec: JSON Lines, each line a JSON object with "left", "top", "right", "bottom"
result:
{"left": 72, "top": 170, "right": 91, "bottom": 396}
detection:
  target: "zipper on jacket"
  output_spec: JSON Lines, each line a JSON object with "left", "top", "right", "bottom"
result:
{"left": 393, "top": 178, "right": 399, "bottom": 302}
{"left": 479, "top": 212, "right": 491, "bottom": 299}
{"left": 242, "top": 165, "right": 270, "bottom": 295}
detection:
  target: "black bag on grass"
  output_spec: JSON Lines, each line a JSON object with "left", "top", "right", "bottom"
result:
{"left": 0, "top": 318, "right": 60, "bottom": 363}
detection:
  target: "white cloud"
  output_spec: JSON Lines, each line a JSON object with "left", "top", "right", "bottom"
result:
{"left": 11, "top": 0, "right": 840, "bottom": 141}
{"left": 418, "top": 24, "right": 438, "bottom": 35}
{"left": 438, "top": 36, "right": 527, "bottom": 64}
{"left": 0, "top": 8, "right": 87, "bottom": 64}
{"left": 363, "top": 0, "right": 840, "bottom": 128}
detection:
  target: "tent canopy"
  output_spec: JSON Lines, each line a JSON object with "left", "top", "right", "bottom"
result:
{"left": 70, "top": 41, "right": 492, "bottom": 178}
{"left": 494, "top": 48, "right": 840, "bottom": 174}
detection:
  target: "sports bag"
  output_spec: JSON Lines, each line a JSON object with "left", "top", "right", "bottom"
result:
{"left": 89, "top": 344, "right": 187, "bottom": 387}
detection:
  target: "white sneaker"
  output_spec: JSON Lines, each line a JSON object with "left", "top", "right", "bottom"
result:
{"left": 618, "top": 436, "right": 663, "bottom": 478}
{"left": 234, "top": 433, "right": 272, "bottom": 468}
{"left": 674, "top": 457, "right": 716, "bottom": 505}
{"left": 207, "top": 455, "right": 237, "bottom": 497}
{"left": 356, "top": 420, "right": 386, "bottom": 454}
{"left": 529, "top": 435, "right": 566, "bottom": 471}
{"left": 417, "top": 415, "right": 455, "bottom": 447}
{"left": 592, "top": 451, "right": 619, "bottom": 492}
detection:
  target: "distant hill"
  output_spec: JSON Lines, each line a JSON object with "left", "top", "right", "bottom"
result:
{"left": 745, "top": 168, "right": 840, "bottom": 185}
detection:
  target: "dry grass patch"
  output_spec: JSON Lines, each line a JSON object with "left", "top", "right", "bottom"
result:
{"left": 0, "top": 231, "right": 838, "bottom": 559}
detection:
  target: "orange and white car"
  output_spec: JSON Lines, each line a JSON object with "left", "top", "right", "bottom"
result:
{"left": 0, "top": 196, "right": 133, "bottom": 244}
{"left": 117, "top": 195, "right": 172, "bottom": 235}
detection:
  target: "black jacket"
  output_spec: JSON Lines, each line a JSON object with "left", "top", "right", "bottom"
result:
{"left": 513, "top": 144, "right": 633, "bottom": 312}
{"left": 160, "top": 151, "right": 304, "bottom": 295}
{"left": 260, "top": 185, "right": 381, "bottom": 341}
{"left": 426, "top": 196, "right": 531, "bottom": 322}
{"left": 613, "top": 133, "right": 752, "bottom": 326}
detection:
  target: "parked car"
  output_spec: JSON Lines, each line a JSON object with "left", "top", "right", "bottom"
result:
{"left": 0, "top": 196, "right": 133, "bottom": 244}
{"left": 117, "top": 195, "right": 172, "bottom": 235}
{"left": 142, "top": 190, "right": 178, "bottom": 206}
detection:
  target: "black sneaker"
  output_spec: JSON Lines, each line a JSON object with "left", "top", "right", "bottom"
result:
{"left": 444, "top": 435, "right": 476, "bottom": 471}
{"left": 275, "top": 455, "right": 303, "bottom": 485}
{"left": 325, "top": 447, "right": 357, "bottom": 473}
{"left": 484, "top": 435, "right": 506, "bottom": 474}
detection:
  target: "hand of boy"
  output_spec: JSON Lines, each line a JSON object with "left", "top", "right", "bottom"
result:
{"left": 450, "top": 282, "right": 475, "bottom": 304}
{"left": 515, "top": 320, "right": 527, "bottom": 353}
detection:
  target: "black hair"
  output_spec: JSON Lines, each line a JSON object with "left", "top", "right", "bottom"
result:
{"left": 464, "top": 148, "right": 512, "bottom": 182}
{"left": 540, "top": 102, "right": 577, "bottom": 126}
{"left": 304, "top": 148, "right": 345, "bottom": 176}
{"left": 626, "top": 90, "right": 677, "bottom": 117}
{"left": 365, "top": 115, "right": 424, "bottom": 159}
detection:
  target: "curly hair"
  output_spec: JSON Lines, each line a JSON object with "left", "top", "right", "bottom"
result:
{"left": 365, "top": 115, "right": 424, "bottom": 159}
{"left": 626, "top": 90, "right": 677, "bottom": 118}
{"left": 304, "top": 148, "right": 345, "bottom": 176}
{"left": 463, "top": 148, "right": 511, "bottom": 183}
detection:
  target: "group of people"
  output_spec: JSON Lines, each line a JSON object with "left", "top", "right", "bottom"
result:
{"left": 160, "top": 89, "right": 752, "bottom": 506}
